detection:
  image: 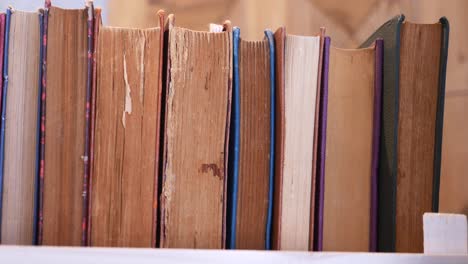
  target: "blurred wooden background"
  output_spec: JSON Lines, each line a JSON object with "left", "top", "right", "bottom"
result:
{"left": 105, "top": 0, "right": 467, "bottom": 216}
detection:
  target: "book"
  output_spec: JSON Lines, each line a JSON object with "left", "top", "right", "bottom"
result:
{"left": 89, "top": 10, "right": 165, "bottom": 247}
{"left": 361, "top": 15, "right": 449, "bottom": 252}
{"left": 0, "top": 2, "right": 454, "bottom": 250}
{"left": 316, "top": 38, "right": 383, "bottom": 252}
{"left": 226, "top": 27, "right": 275, "bottom": 249}
{"left": 159, "top": 16, "right": 232, "bottom": 249}
{"left": 40, "top": 5, "right": 92, "bottom": 246}
{"left": 272, "top": 28, "right": 322, "bottom": 250}
{"left": 0, "top": 9, "right": 41, "bottom": 245}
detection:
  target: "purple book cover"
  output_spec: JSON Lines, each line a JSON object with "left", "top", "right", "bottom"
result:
{"left": 314, "top": 36, "right": 330, "bottom": 251}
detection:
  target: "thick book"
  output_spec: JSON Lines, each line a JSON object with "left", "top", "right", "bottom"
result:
{"left": 159, "top": 16, "right": 232, "bottom": 249}
{"left": 272, "top": 28, "right": 323, "bottom": 250}
{"left": 226, "top": 27, "right": 275, "bottom": 250}
{"left": 361, "top": 16, "right": 449, "bottom": 252}
{"left": 316, "top": 38, "right": 383, "bottom": 252}
{"left": 0, "top": 9, "right": 41, "bottom": 245}
{"left": 89, "top": 11, "right": 165, "bottom": 247}
{"left": 40, "top": 5, "right": 92, "bottom": 246}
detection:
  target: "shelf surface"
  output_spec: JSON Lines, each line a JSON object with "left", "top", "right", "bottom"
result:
{"left": 0, "top": 246, "right": 467, "bottom": 264}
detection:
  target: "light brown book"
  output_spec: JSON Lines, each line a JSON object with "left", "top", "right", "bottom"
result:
{"left": 395, "top": 22, "right": 443, "bottom": 253}
{"left": 159, "top": 17, "right": 232, "bottom": 249}
{"left": 90, "top": 12, "right": 164, "bottom": 247}
{"left": 321, "top": 41, "right": 382, "bottom": 252}
{"left": 272, "top": 30, "right": 321, "bottom": 250}
{"left": 42, "top": 6, "right": 88, "bottom": 246}
{"left": 1, "top": 10, "right": 40, "bottom": 245}
{"left": 234, "top": 35, "right": 271, "bottom": 249}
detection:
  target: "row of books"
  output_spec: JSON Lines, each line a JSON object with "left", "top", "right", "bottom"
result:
{"left": 0, "top": 2, "right": 449, "bottom": 253}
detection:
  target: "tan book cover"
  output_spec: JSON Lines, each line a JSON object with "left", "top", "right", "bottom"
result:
{"left": 322, "top": 42, "right": 381, "bottom": 252}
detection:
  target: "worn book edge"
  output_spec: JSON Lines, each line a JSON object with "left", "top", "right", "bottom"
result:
{"left": 159, "top": 16, "right": 233, "bottom": 249}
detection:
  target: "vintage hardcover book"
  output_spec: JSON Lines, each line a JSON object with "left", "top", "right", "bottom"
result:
{"left": 226, "top": 27, "right": 275, "bottom": 249}
{"left": 272, "top": 29, "right": 322, "bottom": 250}
{"left": 90, "top": 11, "right": 164, "bottom": 247}
{"left": 361, "top": 16, "right": 449, "bottom": 253}
{"left": 159, "top": 16, "right": 232, "bottom": 249}
{"left": 40, "top": 5, "right": 89, "bottom": 246}
{"left": 316, "top": 38, "right": 383, "bottom": 252}
{"left": 0, "top": 9, "right": 41, "bottom": 245}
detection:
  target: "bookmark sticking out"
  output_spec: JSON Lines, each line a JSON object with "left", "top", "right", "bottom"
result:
{"left": 423, "top": 213, "right": 467, "bottom": 255}
{"left": 165, "top": 13, "right": 174, "bottom": 31}
{"left": 209, "top": 21, "right": 232, "bottom": 33}
{"left": 85, "top": 0, "right": 94, "bottom": 7}
{"left": 210, "top": 23, "right": 223, "bottom": 33}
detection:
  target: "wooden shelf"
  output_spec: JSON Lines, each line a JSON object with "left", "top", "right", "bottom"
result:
{"left": 0, "top": 246, "right": 466, "bottom": 264}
